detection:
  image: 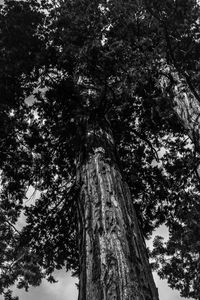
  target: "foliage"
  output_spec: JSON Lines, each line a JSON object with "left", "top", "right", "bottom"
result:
{"left": 150, "top": 134, "right": 200, "bottom": 298}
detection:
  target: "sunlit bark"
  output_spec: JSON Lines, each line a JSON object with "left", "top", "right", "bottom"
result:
{"left": 77, "top": 121, "right": 159, "bottom": 300}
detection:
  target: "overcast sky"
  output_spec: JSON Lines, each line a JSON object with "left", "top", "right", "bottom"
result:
{"left": 2, "top": 271, "right": 186, "bottom": 300}
{"left": 0, "top": 225, "right": 192, "bottom": 300}
{"left": 1, "top": 192, "right": 192, "bottom": 300}
{"left": 0, "top": 268, "right": 190, "bottom": 300}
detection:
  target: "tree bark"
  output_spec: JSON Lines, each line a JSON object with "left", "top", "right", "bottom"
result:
{"left": 172, "top": 73, "right": 200, "bottom": 151}
{"left": 160, "top": 67, "right": 200, "bottom": 152}
{"left": 76, "top": 121, "right": 159, "bottom": 300}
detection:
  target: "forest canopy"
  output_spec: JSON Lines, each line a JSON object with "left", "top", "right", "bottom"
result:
{"left": 0, "top": 0, "right": 200, "bottom": 299}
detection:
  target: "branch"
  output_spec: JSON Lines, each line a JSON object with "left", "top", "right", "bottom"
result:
{"left": 4, "top": 218, "right": 21, "bottom": 235}
{"left": 145, "top": 3, "right": 200, "bottom": 104}
{"left": 163, "top": 24, "right": 200, "bottom": 103}
{"left": 131, "top": 128, "right": 159, "bottom": 162}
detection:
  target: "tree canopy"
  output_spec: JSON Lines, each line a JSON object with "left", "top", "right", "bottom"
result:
{"left": 0, "top": 0, "right": 200, "bottom": 299}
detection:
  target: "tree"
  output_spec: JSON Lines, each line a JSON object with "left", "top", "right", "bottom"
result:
{"left": 0, "top": 1, "right": 47, "bottom": 298}
{"left": 140, "top": 0, "right": 200, "bottom": 149}
{"left": 139, "top": 1, "right": 200, "bottom": 297}
{"left": 0, "top": 0, "right": 200, "bottom": 299}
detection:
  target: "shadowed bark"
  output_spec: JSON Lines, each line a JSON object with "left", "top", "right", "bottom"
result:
{"left": 160, "top": 67, "right": 200, "bottom": 151}
{"left": 172, "top": 74, "right": 200, "bottom": 151}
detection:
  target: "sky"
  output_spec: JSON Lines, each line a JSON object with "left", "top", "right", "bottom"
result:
{"left": 1, "top": 270, "right": 186, "bottom": 300}
{"left": 0, "top": 225, "right": 192, "bottom": 300}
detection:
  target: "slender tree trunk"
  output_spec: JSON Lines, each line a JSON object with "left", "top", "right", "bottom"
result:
{"left": 160, "top": 67, "right": 200, "bottom": 151}
{"left": 172, "top": 73, "right": 200, "bottom": 151}
{"left": 76, "top": 120, "right": 159, "bottom": 300}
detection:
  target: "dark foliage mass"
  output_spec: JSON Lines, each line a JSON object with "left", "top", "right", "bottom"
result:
{"left": 0, "top": 0, "right": 200, "bottom": 299}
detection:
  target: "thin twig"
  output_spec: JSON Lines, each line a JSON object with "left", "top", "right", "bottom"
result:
{"left": 131, "top": 128, "right": 159, "bottom": 162}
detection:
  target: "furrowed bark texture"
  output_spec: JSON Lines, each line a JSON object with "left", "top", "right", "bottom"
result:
{"left": 172, "top": 74, "right": 200, "bottom": 151}
{"left": 160, "top": 67, "right": 200, "bottom": 151}
{"left": 77, "top": 123, "right": 159, "bottom": 300}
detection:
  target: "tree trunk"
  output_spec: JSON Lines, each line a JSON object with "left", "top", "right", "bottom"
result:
{"left": 172, "top": 73, "right": 200, "bottom": 151}
{"left": 76, "top": 120, "right": 159, "bottom": 300}
{"left": 160, "top": 67, "right": 200, "bottom": 151}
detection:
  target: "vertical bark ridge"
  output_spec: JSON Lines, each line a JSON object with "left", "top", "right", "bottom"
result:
{"left": 160, "top": 67, "right": 200, "bottom": 151}
{"left": 77, "top": 125, "right": 159, "bottom": 300}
